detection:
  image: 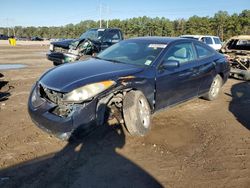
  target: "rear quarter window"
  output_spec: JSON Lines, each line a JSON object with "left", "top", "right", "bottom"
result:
{"left": 195, "top": 43, "right": 214, "bottom": 58}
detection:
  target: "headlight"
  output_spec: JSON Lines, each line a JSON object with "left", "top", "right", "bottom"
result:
{"left": 63, "top": 80, "right": 115, "bottom": 103}
{"left": 68, "top": 48, "right": 79, "bottom": 55}
{"left": 49, "top": 44, "right": 54, "bottom": 51}
{"left": 31, "top": 86, "right": 45, "bottom": 108}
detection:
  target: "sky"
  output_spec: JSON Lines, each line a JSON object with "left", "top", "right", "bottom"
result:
{"left": 0, "top": 0, "right": 249, "bottom": 27}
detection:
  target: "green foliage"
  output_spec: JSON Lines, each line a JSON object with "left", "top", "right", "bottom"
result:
{"left": 0, "top": 10, "right": 249, "bottom": 41}
{"left": 186, "top": 16, "right": 212, "bottom": 35}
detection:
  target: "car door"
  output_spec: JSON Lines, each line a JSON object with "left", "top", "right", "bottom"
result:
{"left": 193, "top": 42, "right": 217, "bottom": 95}
{"left": 155, "top": 41, "right": 200, "bottom": 110}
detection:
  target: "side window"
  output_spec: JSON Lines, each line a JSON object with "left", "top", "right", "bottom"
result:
{"left": 195, "top": 43, "right": 214, "bottom": 58}
{"left": 163, "top": 42, "right": 196, "bottom": 65}
{"left": 204, "top": 37, "right": 213, "bottom": 45}
{"left": 201, "top": 37, "right": 213, "bottom": 45}
{"left": 103, "top": 30, "right": 121, "bottom": 42}
{"left": 110, "top": 30, "right": 120, "bottom": 40}
{"left": 213, "top": 37, "right": 221, "bottom": 44}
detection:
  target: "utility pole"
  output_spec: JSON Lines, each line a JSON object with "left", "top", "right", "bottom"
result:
{"left": 6, "top": 18, "right": 10, "bottom": 36}
{"left": 99, "top": 3, "right": 110, "bottom": 28}
{"left": 12, "top": 27, "right": 15, "bottom": 37}
{"left": 106, "top": 6, "right": 109, "bottom": 28}
{"left": 99, "top": 3, "right": 102, "bottom": 28}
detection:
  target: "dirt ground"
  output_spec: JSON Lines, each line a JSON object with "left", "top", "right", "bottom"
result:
{"left": 0, "top": 44, "right": 249, "bottom": 188}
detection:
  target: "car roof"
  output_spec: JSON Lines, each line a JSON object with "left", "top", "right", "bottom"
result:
{"left": 180, "top": 35, "right": 220, "bottom": 38}
{"left": 127, "top": 36, "right": 187, "bottom": 44}
{"left": 91, "top": 28, "right": 121, "bottom": 31}
{"left": 228, "top": 35, "right": 250, "bottom": 40}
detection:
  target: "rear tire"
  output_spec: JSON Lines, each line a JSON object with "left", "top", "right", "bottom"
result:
{"left": 123, "top": 91, "right": 151, "bottom": 136}
{"left": 203, "top": 74, "right": 222, "bottom": 101}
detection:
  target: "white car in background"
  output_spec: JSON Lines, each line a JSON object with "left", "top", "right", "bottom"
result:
{"left": 180, "top": 35, "right": 222, "bottom": 50}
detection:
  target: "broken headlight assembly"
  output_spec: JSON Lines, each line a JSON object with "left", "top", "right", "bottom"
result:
{"left": 31, "top": 86, "right": 45, "bottom": 108}
{"left": 62, "top": 80, "right": 116, "bottom": 103}
{"left": 68, "top": 48, "right": 79, "bottom": 56}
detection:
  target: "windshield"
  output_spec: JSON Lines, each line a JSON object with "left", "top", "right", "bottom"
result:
{"left": 80, "top": 29, "right": 105, "bottom": 41}
{"left": 97, "top": 40, "right": 166, "bottom": 66}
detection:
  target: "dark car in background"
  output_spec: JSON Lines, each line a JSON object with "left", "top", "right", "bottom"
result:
{"left": 0, "top": 34, "right": 9, "bottom": 40}
{"left": 29, "top": 37, "right": 230, "bottom": 140}
{"left": 47, "top": 28, "right": 123, "bottom": 66}
{"left": 31, "top": 36, "right": 44, "bottom": 41}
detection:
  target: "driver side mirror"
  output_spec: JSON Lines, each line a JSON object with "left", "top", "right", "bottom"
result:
{"left": 161, "top": 60, "right": 180, "bottom": 70}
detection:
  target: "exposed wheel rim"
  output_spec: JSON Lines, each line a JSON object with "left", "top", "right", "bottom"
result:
{"left": 138, "top": 97, "right": 150, "bottom": 129}
{"left": 210, "top": 76, "right": 221, "bottom": 98}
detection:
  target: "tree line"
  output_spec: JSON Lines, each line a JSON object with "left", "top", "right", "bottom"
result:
{"left": 0, "top": 10, "right": 249, "bottom": 41}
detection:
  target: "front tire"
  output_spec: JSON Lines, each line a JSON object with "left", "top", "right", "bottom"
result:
{"left": 123, "top": 91, "right": 151, "bottom": 136}
{"left": 53, "top": 61, "right": 61, "bottom": 66}
{"left": 203, "top": 74, "right": 222, "bottom": 101}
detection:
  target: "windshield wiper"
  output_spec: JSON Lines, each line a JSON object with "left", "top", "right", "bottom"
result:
{"left": 94, "top": 56, "right": 102, "bottom": 60}
{"left": 94, "top": 57, "right": 124, "bottom": 64}
{"left": 102, "top": 58, "right": 123, "bottom": 64}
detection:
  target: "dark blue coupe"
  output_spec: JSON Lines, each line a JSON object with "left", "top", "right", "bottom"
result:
{"left": 28, "top": 37, "right": 230, "bottom": 140}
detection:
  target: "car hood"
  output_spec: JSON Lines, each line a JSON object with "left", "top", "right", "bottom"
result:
{"left": 39, "top": 58, "right": 145, "bottom": 92}
{"left": 51, "top": 39, "right": 77, "bottom": 49}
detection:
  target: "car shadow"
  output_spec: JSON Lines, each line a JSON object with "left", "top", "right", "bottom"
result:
{"left": 0, "top": 123, "right": 163, "bottom": 188}
{"left": 226, "top": 81, "right": 250, "bottom": 130}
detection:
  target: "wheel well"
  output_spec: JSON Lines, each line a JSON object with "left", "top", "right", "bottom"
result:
{"left": 97, "top": 88, "right": 153, "bottom": 125}
{"left": 109, "top": 89, "right": 154, "bottom": 111}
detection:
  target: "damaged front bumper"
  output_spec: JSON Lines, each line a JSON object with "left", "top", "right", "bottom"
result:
{"left": 28, "top": 83, "right": 97, "bottom": 140}
{"left": 47, "top": 52, "right": 78, "bottom": 65}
